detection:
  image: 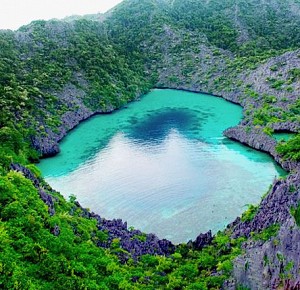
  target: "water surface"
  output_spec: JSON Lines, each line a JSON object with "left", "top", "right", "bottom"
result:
{"left": 39, "top": 89, "right": 285, "bottom": 244}
{"left": 273, "top": 132, "right": 295, "bottom": 142}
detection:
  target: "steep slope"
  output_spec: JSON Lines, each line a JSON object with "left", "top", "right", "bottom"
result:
{"left": 1, "top": 0, "right": 300, "bottom": 289}
{"left": 0, "top": 19, "right": 153, "bottom": 158}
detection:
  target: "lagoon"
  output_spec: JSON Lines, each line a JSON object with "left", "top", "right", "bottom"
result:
{"left": 38, "top": 89, "right": 285, "bottom": 244}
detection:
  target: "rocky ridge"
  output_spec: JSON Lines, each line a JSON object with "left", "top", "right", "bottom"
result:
{"left": 2, "top": 0, "right": 300, "bottom": 287}
{"left": 227, "top": 172, "right": 300, "bottom": 289}
{"left": 224, "top": 126, "right": 300, "bottom": 172}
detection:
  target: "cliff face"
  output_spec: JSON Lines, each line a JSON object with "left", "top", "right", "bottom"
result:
{"left": 31, "top": 83, "right": 93, "bottom": 157}
{"left": 223, "top": 126, "right": 300, "bottom": 172}
{"left": 228, "top": 172, "right": 300, "bottom": 289}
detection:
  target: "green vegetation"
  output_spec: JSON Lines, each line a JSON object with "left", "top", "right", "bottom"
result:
{"left": 0, "top": 164, "right": 246, "bottom": 288}
{"left": 237, "top": 286, "right": 251, "bottom": 290}
{"left": 241, "top": 204, "right": 259, "bottom": 222}
{"left": 288, "top": 68, "right": 300, "bottom": 82}
{"left": 276, "top": 135, "right": 300, "bottom": 161}
{"left": 251, "top": 224, "right": 280, "bottom": 242}
{"left": 291, "top": 204, "right": 300, "bottom": 226}
{"left": 1, "top": 0, "right": 300, "bottom": 288}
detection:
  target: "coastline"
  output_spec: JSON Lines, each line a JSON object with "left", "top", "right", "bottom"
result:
{"left": 37, "top": 86, "right": 300, "bottom": 171}
{"left": 21, "top": 46, "right": 300, "bottom": 290}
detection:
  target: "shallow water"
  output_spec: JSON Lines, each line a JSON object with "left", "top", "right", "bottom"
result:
{"left": 39, "top": 89, "right": 285, "bottom": 244}
{"left": 273, "top": 132, "right": 295, "bottom": 142}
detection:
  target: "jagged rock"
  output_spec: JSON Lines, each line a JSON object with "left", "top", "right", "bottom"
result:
{"left": 31, "top": 135, "right": 60, "bottom": 157}
{"left": 224, "top": 125, "right": 300, "bottom": 172}
{"left": 10, "top": 163, "right": 40, "bottom": 187}
{"left": 230, "top": 172, "right": 300, "bottom": 239}
{"left": 223, "top": 170, "right": 300, "bottom": 289}
{"left": 227, "top": 218, "right": 300, "bottom": 290}
{"left": 270, "top": 122, "right": 300, "bottom": 133}
{"left": 52, "top": 225, "right": 60, "bottom": 236}
{"left": 72, "top": 202, "right": 175, "bottom": 261}
{"left": 189, "top": 230, "right": 213, "bottom": 250}
{"left": 284, "top": 279, "right": 300, "bottom": 290}
{"left": 39, "top": 189, "right": 55, "bottom": 216}
{"left": 10, "top": 163, "right": 57, "bottom": 216}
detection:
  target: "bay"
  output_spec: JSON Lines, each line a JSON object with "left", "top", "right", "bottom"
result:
{"left": 38, "top": 89, "right": 285, "bottom": 244}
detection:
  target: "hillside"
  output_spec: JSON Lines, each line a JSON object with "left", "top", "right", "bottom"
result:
{"left": 1, "top": 0, "right": 300, "bottom": 289}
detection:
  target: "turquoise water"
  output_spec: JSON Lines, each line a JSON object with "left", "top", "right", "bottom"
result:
{"left": 39, "top": 89, "right": 285, "bottom": 244}
{"left": 273, "top": 132, "right": 295, "bottom": 142}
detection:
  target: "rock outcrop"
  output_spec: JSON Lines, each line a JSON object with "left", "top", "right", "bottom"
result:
{"left": 72, "top": 202, "right": 176, "bottom": 262}
{"left": 229, "top": 218, "right": 300, "bottom": 290}
{"left": 10, "top": 163, "right": 176, "bottom": 261}
{"left": 188, "top": 230, "right": 213, "bottom": 250}
{"left": 230, "top": 172, "right": 300, "bottom": 238}
{"left": 31, "top": 83, "right": 95, "bottom": 157}
{"left": 10, "top": 163, "right": 57, "bottom": 216}
{"left": 223, "top": 168, "right": 300, "bottom": 289}
{"left": 224, "top": 125, "right": 300, "bottom": 172}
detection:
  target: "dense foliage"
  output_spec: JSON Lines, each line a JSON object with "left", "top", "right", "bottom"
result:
{"left": 0, "top": 168, "right": 245, "bottom": 289}
{"left": 1, "top": 0, "right": 300, "bottom": 288}
{"left": 108, "top": 0, "right": 300, "bottom": 54}
{"left": 276, "top": 134, "right": 300, "bottom": 161}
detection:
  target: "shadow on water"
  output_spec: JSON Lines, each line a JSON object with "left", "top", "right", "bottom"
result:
{"left": 38, "top": 89, "right": 286, "bottom": 243}
{"left": 126, "top": 108, "right": 209, "bottom": 145}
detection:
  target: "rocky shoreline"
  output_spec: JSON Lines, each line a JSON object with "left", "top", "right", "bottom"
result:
{"left": 31, "top": 84, "right": 110, "bottom": 157}
{"left": 224, "top": 126, "right": 300, "bottom": 173}
{"left": 3, "top": 1, "right": 300, "bottom": 287}
{"left": 11, "top": 163, "right": 218, "bottom": 263}
{"left": 10, "top": 163, "right": 176, "bottom": 261}
{"left": 30, "top": 78, "right": 300, "bottom": 288}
